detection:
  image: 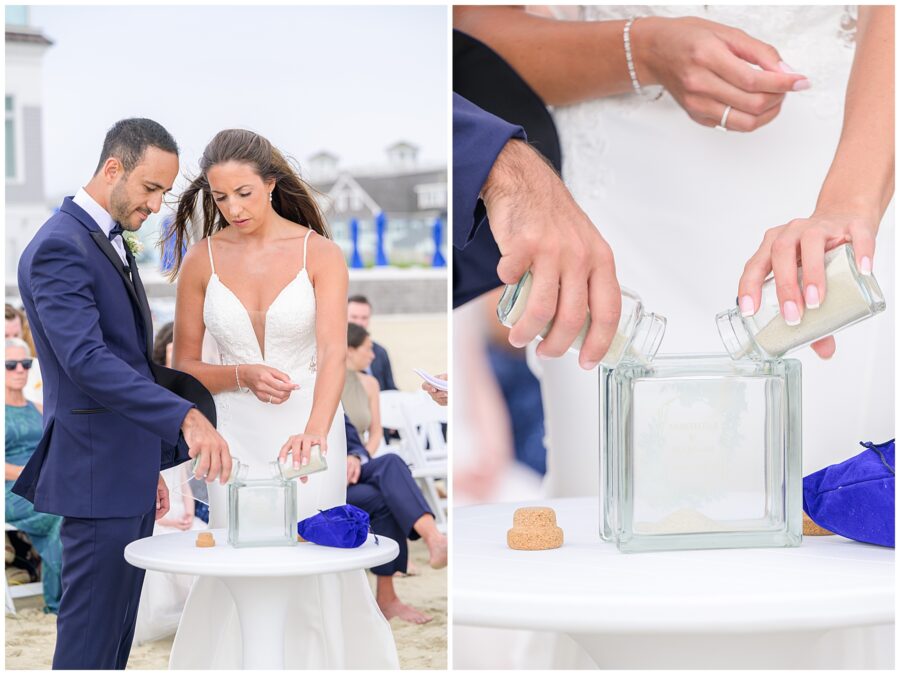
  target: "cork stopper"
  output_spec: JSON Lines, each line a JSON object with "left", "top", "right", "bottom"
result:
{"left": 196, "top": 532, "right": 216, "bottom": 548}
{"left": 803, "top": 512, "right": 834, "bottom": 537}
{"left": 507, "top": 507, "right": 564, "bottom": 550}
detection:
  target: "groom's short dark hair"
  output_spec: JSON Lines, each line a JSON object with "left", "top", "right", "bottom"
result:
{"left": 94, "top": 118, "right": 179, "bottom": 175}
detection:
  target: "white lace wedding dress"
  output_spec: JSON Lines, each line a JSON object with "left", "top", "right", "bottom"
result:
{"left": 168, "top": 231, "right": 399, "bottom": 669}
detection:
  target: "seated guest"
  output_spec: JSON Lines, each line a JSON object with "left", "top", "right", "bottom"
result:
{"left": 343, "top": 323, "right": 384, "bottom": 454}
{"left": 348, "top": 295, "right": 396, "bottom": 391}
{"left": 344, "top": 414, "right": 447, "bottom": 624}
{"left": 6, "top": 304, "right": 43, "bottom": 404}
{"left": 5, "top": 337, "right": 62, "bottom": 614}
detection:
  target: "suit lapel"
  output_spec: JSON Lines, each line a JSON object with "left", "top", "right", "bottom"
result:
{"left": 88, "top": 231, "right": 153, "bottom": 356}
{"left": 126, "top": 245, "right": 154, "bottom": 356}
{"left": 89, "top": 230, "right": 140, "bottom": 305}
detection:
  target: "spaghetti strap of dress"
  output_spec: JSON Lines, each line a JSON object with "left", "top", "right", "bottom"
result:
{"left": 302, "top": 230, "right": 313, "bottom": 270}
{"left": 207, "top": 238, "right": 216, "bottom": 275}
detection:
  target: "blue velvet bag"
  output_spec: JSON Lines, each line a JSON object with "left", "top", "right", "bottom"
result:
{"left": 803, "top": 439, "right": 895, "bottom": 547}
{"left": 297, "top": 504, "right": 371, "bottom": 548}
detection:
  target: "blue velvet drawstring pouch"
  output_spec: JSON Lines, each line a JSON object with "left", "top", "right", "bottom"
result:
{"left": 803, "top": 439, "right": 895, "bottom": 547}
{"left": 297, "top": 504, "right": 371, "bottom": 548}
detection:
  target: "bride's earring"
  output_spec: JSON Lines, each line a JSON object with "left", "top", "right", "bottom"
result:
{"left": 269, "top": 192, "right": 273, "bottom": 202}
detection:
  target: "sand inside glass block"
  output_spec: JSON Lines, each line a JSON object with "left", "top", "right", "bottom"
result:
{"left": 234, "top": 483, "right": 291, "bottom": 544}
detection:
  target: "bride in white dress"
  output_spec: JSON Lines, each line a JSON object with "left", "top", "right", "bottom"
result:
{"left": 164, "top": 129, "right": 399, "bottom": 668}
{"left": 454, "top": 5, "right": 894, "bottom": 669}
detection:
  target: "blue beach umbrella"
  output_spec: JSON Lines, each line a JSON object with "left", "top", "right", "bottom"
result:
{"left": 349, "top": 218, "right": 364, "bottom": 269}
{"left": 159, "top": 216, "right": 185, "bottom": 273}
{"left": 431, "top": 217, "right": 446, "bottom": 268}
{"left": 375, "top": 212, "right": 388, "bottom": 267}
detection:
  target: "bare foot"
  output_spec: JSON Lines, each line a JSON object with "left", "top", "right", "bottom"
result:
{"left": 379, "top": 598, "right": 433, "bottom": 624}
{"left": 426, "top": 533, "right": 448, "bottom": 569}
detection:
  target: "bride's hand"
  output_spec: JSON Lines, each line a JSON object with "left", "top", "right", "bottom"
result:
{"left": 737, "top": 210, "right": 879, "bottom": 359}
{"left": 278, "top": 432, "right": 328, "bottom": 484}
{"left": 631, "top": 16, "right": 811, "bottom": 132}
{"left": 238, "top": 364, "right": 299, "bottom": 404}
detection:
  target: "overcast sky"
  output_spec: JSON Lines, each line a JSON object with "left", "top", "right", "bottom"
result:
{"left": 30, "top": 5, "right": 448, "bottom": 198}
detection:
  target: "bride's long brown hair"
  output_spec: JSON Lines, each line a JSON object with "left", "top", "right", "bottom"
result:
{"left": 163, "top": 129, "right": 331, "bottom": 279}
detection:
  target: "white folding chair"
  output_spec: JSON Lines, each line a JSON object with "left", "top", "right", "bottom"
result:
{"left": 5, "top": 523, "right": 44, "bottom": 614}
{"left": 378, "top": 391, "right": 448, "bottom": 532}
{"left": 404, "top": 392, "right": 448, "bottom": 462}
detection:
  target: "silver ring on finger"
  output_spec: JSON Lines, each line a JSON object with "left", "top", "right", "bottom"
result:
{"left": 715, "top": 105, "right": 732, "bottom": 132}
{"left": 268, "top": 394, "right": 273, "bottom": 404}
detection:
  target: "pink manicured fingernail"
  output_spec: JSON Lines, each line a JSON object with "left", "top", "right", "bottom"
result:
{"left": 792, "top": 79, "right": 812, "bottom": 91}
{"left": 581, "top": 360, "right": 599, "bottom": 370}
{"left": 782, "top": 301, "right": 801, "bottom": 326}
{"left": 804, "top": 285, "right": 820, "bottom": 309}
{"left": 859, "top": 256, "right": 872, "bottom": 275}
{"left": 739, "top": 295, "right": 755, "bottom": 317}
{"left": 301, "top": 456, "right": 309, "bottom": 466}
{"left": 778, "top": 61, "right": 797, "bottom": 73}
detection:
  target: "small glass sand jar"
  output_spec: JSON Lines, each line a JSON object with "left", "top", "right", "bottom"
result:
{"left": 716, "top": 244, "right": 886, "bottom": 360}
{"left": 190, "top": 456, "right": 250, "bottom": 485}
{"left": 497, "top": 270, "right": 667, "bottom": 367}
{"left": 191, "top": 449, "right": 327, "bottom": 483}
{"left": 227, "top": 477, "right": 297, "bottom": 548}
{"left": 272, "top": 447, "right": 328, "bottom": 481}
{"left": 602, "top": 354, "right": 802, "bottom": 553}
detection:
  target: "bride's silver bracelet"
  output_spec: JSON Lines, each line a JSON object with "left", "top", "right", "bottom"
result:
{"left": 623, "top": 17, "right": 644, "bottom": 96}
{"left": 624, "top": 17, "right": 664, "bottom": 101}
{"left": 235, "top": 364, "right": 249, "bottom": 393}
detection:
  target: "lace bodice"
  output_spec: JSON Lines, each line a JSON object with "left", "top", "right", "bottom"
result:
{"left": 203, "top": 231, "right": 318, "bottom": 379}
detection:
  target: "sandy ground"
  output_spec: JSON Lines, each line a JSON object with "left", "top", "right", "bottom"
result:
{"left": 369, "top": 313, "right": 448, "bottom": 393}
{"left": 5, "top": 539, "right": 446, "bottom": 670}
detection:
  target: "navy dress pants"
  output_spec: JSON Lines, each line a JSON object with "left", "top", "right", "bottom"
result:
{"left": 53, "top": 508, "right": 155, "bottom": 670}
{"left": 347, "top": 453, "right": 433, "bottom": 576}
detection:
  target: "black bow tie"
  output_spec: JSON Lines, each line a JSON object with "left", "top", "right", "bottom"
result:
{"left": 108, "top": 224, "right": 124, "bottom": 242}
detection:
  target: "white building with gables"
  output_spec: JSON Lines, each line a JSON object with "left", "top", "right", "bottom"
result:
{"left": 5, "top": 6, "right": 53, "bottom": 283}
{"left": 309, "top": 141, "right": 447, "bottom": 266}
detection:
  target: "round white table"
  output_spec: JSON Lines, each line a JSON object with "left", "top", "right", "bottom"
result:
{"left": 454, "top": 498, "right": 895, "bottom": 669}
{"left": 125, "top": 529, "right": 398, "bottom": 669}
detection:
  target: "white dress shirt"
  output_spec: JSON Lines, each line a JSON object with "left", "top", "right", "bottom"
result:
{"left": 73, "top": 187, "right": 127, "bottom": 266}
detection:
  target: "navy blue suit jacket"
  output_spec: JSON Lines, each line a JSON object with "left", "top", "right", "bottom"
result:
{"left": 12, "top": 198, "right": 194, "bottom": 518}
{"left": 370, "top": 341, "right": 396, "bottom": 391}
{"left": 345, "top": 415, "right": 370, "bottom": 462}
{"left": 452, "top": 93, "right": 525, "bottom": 307}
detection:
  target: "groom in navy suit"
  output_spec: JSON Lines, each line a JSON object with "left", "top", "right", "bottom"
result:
{"left": 13, "top": 118, "right": 231, "bottom": 669}
{"left": 452, "top": 93, "right": 622, "bottom": 369}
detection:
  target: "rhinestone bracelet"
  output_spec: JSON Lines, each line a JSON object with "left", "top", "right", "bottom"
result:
{"left": 623, "top": 17, "right": 644, "bottom": 96}
{"left": 235, "top": 364, "right": 249, "bottom": 393}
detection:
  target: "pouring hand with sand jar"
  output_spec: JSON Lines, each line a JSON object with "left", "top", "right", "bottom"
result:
{"left": 723, "top": 7, "right": 893, "bottom": 361}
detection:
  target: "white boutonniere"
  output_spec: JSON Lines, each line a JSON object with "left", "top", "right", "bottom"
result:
{"left": 123, "top": 232, "right": 144, "bottom": 257}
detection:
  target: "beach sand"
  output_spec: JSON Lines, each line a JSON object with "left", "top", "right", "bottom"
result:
{"left": 5, "top": 539, "right": 446, "bottom": 669}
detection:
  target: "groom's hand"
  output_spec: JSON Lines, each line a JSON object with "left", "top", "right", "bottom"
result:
{"left": 155, "top": 474, "right": 170, "bottom": 521}
{"left": 182, "top": 408, "right": 232, "bottom": 484}
{"left": 482, "top": 139, "right": 622, "bottom": 369}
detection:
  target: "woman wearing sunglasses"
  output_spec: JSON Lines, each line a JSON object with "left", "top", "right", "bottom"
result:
{"left": 5, "top": 337, "right": 62, "bottom": 614}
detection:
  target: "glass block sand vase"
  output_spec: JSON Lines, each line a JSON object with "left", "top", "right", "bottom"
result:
{"left": 602, "top": 354, "right": 802, "bottom": 553}
{"left": 227, "top": 477, "right": 297, "bottom": 548}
